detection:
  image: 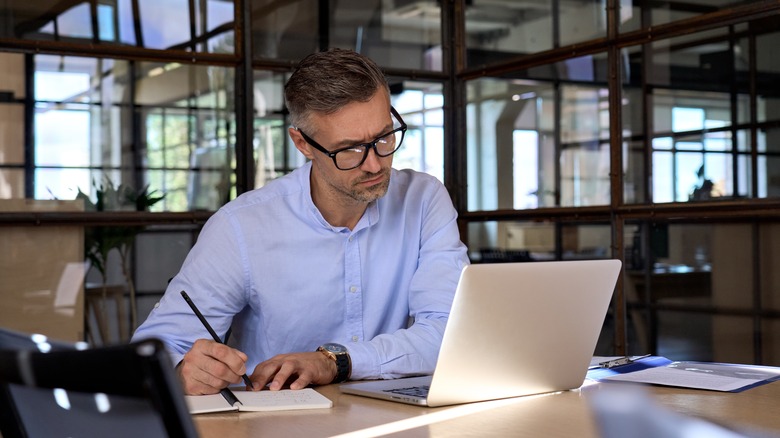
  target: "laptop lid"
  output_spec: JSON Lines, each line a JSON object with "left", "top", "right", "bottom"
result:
{"left": 341, "top": 259, "right": 622, "bottom": 407}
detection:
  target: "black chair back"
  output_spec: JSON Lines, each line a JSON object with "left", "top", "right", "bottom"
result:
{"left": 0, "top": 327, "right": 198, "bottom": 438}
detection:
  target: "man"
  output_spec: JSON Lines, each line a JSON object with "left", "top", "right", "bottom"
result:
{"left": 132, "top": 48, "right": 469, "bottom": 395}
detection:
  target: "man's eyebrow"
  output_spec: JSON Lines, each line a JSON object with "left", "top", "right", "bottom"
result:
{"left": 332, "top": 121, "right": 395, "bottom": 148}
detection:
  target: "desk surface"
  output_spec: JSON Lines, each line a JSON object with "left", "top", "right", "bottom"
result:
{"left": 194, "top": 379, "right": 780, "bottom": 437}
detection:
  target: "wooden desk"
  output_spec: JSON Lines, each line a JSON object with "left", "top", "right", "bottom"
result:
{"left": 195, "top": 380, "right": 780, "bottom": 437}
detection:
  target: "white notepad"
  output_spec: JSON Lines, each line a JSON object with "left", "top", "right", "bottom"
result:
{"left": 185, "top": 388, "right": 332, "bottom": 414}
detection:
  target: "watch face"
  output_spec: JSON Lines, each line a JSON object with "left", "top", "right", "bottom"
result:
{"left": 322, "top": 343, "right": 347, "bottom": 354}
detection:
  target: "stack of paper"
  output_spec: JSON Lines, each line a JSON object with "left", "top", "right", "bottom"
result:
{"left": 587, "top": 356, "right": 780, "bottom": 392}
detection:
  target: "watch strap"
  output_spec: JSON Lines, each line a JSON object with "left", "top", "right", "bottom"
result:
{"left": 317, "top": 345, "right": 351, "bottom": 383}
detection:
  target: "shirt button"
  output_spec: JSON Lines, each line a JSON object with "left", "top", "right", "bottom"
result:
{"left": 352, "top": 336, "right": 359, "bottom": 342}
{"left": 350, "top": 286, "right": 357, "bottom": 293}
{"left": 154, "top": 302, "right": 160, "bottom": 309}
{"left": 348, "top": 236, "right": 353, "bottom": 242}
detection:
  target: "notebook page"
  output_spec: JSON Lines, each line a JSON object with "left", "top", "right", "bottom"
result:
{"left": 185, "top": 393, "right": 239, "bottom": 414}
{"left": 234, "top": 388, "right": 333, "bottom": 412}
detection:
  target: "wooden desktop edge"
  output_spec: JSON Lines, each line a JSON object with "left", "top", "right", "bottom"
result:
{"left": 193, "top": 380, "right": 780, "bottom": 438}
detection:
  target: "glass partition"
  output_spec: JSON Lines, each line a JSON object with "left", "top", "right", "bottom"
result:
{"left": 390, "top": 80, "right": 445, "bottom": 182}
{"left": 625, "top": 221, "right": 780, "bottom": 362}
{"left": 621, "top": 0, "right": 757, "bottom": 32}
{"left": 465, "top": 0, "right": 607, "bottom": 66}
{"left": 466, "top": 71, "right": 610, "bottom": 212}
{"left": 650, "top": 89, "right": 737, "bottom": 202}
{"left": 252, "top": 70, "right": 291, "bottom": 187}
{"left": 251, "top": 0, "right": 442, "bottom": 70}
{"left": 755, "top": 30, "right": 780, "bottom": 198}
{"left": 621, "top": 25, "right": 780, "bottom": 204}
{"left": 467, "top": 220, "right": 612, "bottom": 262}
{"left": 27, "top": 55, "right": 235, "bottom": 212}
{"left": 0, "top": 0, "right": 235, "bottom": 53}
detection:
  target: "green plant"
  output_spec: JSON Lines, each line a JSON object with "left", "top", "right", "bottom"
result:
{"left": 77, "top": 178, "right": 165, "bottom": 334}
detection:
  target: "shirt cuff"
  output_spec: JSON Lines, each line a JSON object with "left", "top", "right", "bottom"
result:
{"left": 342, "top": 341, "right": 380, "bottom": 381}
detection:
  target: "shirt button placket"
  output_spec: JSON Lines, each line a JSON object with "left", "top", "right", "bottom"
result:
{"left": 344, "top": 232, "right": 363, "bottom": 343}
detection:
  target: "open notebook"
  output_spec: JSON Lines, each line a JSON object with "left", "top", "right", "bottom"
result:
{"left": 340, "top": 259, "right": 622, "bottom": 407}
{"left": 185, "top": 388, "right": 332, "bottom": 414}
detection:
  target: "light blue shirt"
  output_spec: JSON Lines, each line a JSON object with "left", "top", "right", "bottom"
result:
{"left": 132, "top": 162, "right": 469, "bottom": 380}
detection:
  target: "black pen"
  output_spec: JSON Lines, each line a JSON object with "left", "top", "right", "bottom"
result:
{"left": 180, "top": 290, "right": 253, "bottom": 387}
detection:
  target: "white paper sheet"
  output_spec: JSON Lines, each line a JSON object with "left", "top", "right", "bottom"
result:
{"left": 601, "top": 362, "right": 780, "bottom": 392}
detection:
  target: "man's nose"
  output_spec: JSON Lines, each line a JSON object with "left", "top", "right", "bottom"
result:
{"left": 360, "top": 145, "right": 383, "bottom": 172}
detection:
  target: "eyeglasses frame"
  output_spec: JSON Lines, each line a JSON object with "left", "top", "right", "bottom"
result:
{"left": 297, "top": 107, "right": 408, "bottom": 171}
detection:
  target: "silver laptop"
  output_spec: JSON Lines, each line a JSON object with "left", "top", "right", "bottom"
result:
{"left": 340, "top": 259, "right": 622, "bottom": 407}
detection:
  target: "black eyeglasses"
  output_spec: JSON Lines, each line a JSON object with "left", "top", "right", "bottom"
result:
{"left": 298, "top": 107, "right": 407, "bottom": 171}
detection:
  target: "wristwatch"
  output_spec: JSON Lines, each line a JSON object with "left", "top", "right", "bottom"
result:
{"left": 316, "top": 343, "right": 351, "bottom": 383}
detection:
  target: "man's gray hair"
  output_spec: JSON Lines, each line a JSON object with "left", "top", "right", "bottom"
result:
{"left": 284, "top": 48, "right": 390, "bottom": 134}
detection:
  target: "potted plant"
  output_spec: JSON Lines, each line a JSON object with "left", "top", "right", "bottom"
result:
{"left": 77, "top": 178, "right": 165, "bottom": 339}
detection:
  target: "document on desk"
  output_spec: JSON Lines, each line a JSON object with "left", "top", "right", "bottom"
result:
{"left": 592, "top": 358, "right": 780, "bottom": 392}
{"left": 185, "top": 388, "right": 333, "bottom": 414}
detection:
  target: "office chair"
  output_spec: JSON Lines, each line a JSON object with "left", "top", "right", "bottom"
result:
{"left": 0, "top": 328, "right": 198, "bottom": 438}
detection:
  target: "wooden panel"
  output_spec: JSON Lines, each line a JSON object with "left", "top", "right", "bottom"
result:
{"left": 0, "top": 199, "right": 85, "bottom": 342}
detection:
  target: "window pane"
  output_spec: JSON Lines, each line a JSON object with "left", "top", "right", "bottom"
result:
{"left": 465, "top": 0, "right": 606, "bottom": 65}
{"left": 392, "top": 81, "right": 445, "bottom": 182}
{"left": 560, "top": 86, "right": 610, "bottom": 207}
{"left": 467, "top": 220, "right": 611, "bottom": 263}
{"left": 468, "top": 221, "right": 550, "bottom": 262}
{"left": 649, "top": 29, "right": 731, "bottom": 89}
{"left": 251, "top": 0, "right": 441, "bottom": 70}
{"left": 466, "top": 74, "right": 611, "bottom": 211}
{"left": 624, "top": 221, "right": 780, "bottom": 362}
{"left": 762, "top": 155, "right": 780, "bottom": 199}
{"left": 31, "top": 55, "right": 235, "bottom": 211}
{"left": 755, "top": 32, "right": 780, "bottom": 124}
{"left": 467, "top": 78, "right": 548, "bottom": 211}
{"left": 621, "top": 0, "right": 755, "bottom": 31}
{"left": 624, "top": 140, "right": 645, "bottom": 204}
{"left": 652, "top": 151, "right": 673, "bottom": 203}
{"left": 34, "top": 168, "right": 91, "bottom": 200}
{"left": 676, "top": 152, "right": 702, "bottom": 202}
{"left": 251, "top": 69, "right": 293, "bottom": 188}
{"left": 513, "top": 130, "right": 539, "bottom": 209}
{"left": 656, "top": 310, "right": 713, "bottom": 360}
{"left": 0, "top": 0, "right": 234, "bottom": 53}
{"left": 623, "top": 82, "right": 645, "bottom": 204}
{"left": 649, "top": 87, "right": 743, "bottom": 203}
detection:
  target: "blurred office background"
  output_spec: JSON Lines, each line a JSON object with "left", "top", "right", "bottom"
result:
{"left": 1, "top": 0, "right": 779, "bottom": 365}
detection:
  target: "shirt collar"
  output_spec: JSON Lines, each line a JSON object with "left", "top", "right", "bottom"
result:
{"left": 298, "top": 161, "right": 382, "bottom": 232}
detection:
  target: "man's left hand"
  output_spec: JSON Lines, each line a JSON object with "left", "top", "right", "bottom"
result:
{"left": 250, "top": 351, "right": 337, "bottom": 390}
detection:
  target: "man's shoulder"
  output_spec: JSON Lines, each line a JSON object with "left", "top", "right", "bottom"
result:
{"left": 222, "top": 166, "right": 308, "bottom": 213}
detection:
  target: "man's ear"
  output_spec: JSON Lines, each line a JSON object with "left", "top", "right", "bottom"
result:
{"left": 289, "top": 127, "right": 315, "bottom": 160}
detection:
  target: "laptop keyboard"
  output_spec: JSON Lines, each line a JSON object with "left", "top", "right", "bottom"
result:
{"left": 383, "top": 385, "right": 430, "bottom": 398}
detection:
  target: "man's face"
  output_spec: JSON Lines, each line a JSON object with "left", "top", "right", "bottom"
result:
{"left": 292, "top": 90, "right": 395, "bottom": 206}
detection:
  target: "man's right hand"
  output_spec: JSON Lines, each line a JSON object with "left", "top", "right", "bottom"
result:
{"left": 177, "top": 339, "right": 253, "bottom": 395}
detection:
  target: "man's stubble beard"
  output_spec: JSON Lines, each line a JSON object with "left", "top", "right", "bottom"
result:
{"left": 346, "top": 169, "right": 391, "bottom": 203}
